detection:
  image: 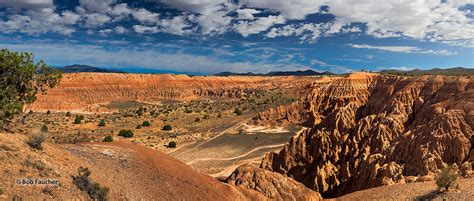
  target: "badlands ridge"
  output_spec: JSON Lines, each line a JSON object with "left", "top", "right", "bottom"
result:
{"left": 6, "top": 72, "right": 473, "bottom": 200}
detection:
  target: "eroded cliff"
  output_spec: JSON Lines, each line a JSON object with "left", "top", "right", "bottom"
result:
{"left": 25, "top": 73, "right": 314, "bottom": 112}
{"left": 250, "top": 73, "right": 473, "bottom": 197}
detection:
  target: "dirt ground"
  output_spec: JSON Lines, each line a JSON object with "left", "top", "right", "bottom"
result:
{"left": 334, "top": 177, "right": 474, "bottom": 200}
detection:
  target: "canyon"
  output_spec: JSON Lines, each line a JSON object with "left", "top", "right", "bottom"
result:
{"left": 5, "top": 72, "right": 473, "bottom": 200}
{"left": 245, "top": 73, "right": 473, "bottom": 197}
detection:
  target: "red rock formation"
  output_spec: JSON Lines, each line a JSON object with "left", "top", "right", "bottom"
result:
{"left": 254, "top": 73, "right": 473, "bottom": 197}
{"left": 25, "top": 73, "right": 314, "bottom": 112}
{"left": 226, "top": 164, "right": 321, "bottom": 201}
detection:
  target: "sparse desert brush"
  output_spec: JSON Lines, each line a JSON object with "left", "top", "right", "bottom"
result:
{"left": 73, "top": 167, "right": 109, "bottom": 201}
{"left": 40, "top": 124, "right": 48, "bottom": 133}
{"left": 162, "top": 124, "right": 172, "bottom": 131}
{"left": 66, "top": 111, "right": 71, "bottom": 116}
{"left": 98, "top": 119, "right": 106, "bottom": 127}
{"left": 46, "top": 110, "right": 51, "bottom": 114}
{"left": 168, "top": 141, "right": 177, "bottom": 148}
{"left": 27, "top": 133, "right": 46, "bottom": 150}
{"left": 234, "top": 108, "right": 243, "bottom": 115}
{"left": 74, "top": 115, "right": 84, "bottom": 124}
{"left": 118, "top": 129, "right": 134, "bottom": 138}
{"left": 435, "top": 165, "right": 459, "bottom": 192}
{"left": 136, "top": 125, "right": 142, "bottom": 129}
{"left": 142, "top": 121, "right": 151, "bottom": 127}
{"left": 102, "top": 135, "right": 113, "bottom": 142}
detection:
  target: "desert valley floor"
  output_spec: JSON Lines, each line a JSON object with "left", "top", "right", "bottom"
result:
{"left": 1, "top": 72, "right": 473, "bottom": 200}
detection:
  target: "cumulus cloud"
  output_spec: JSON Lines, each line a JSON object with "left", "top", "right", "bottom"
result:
{"left": 266, "top": 23, "right": 331, "bottom": 43}
{"left": 0, "top": 0, "right": 472, "bottom": 48}
{"left": 79, "top": 0, "right": 114, "bottom": 13}
{"left": 248, "top": 0, "right": 326, "bottom": 20}
{"left": 327, "top": 0, "right": 474, "bottom": 46}
{"left": 82, "top": 13, "right": 111, "bottom": 28}
{"left": 114, "top": 26, "right": 127, "bottom": 34}
{"left": 234, "top": 15, "right": 286, "bottom": 37}
{"left": 350, "top": 44, "right": 458, "bottom": 56}
{"left": 0, "top": 8, "right": 79, "bottom": 35}
{"left": 0, "top": 0, "right": 53, "bottom": 9}
{"left": 236, "top": 9, "right": 261, "bottom": 20}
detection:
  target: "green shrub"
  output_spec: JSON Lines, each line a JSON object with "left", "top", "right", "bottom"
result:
{"left": 73, "top": 167, "right": 109, "bottom": 201}
{"left": 66, "top": 111, "right": 71, "bottom": 116}
{"left": 234, "top": 108, "right": 243, "bottom": 116}
{"left": 102, "top": 136, "right": 113, "bottom": 142}
{"left": 0, "top": 49, "right": 62, "bottom": 123}
{"left": 162, "top": 125, "right": 172, "bottom": 131}
{"left": 142, "top": 121, "right": 151, "bottom": 127}
{"left": 98, "top": 119, "right": 106, "bottom": 127}
{"left": 118, "top": 130, "right": 134, "bottom": 138}
{"left": 27, "top": 133, "right": 46, "bottom": 150}
{"left": 40, "top": 124, "right": 48, "bottom": 133}
{"left": 435, "top": 166, "right": 459, "bottom": 191}
{"left": 74, "top": 115, "right": 84, "bottom": 124}
{"left": 168, "top": 141, "right": 177, "bottom": 148}
{"left": 136, "top": 125, "right": 142, "bottom": 129}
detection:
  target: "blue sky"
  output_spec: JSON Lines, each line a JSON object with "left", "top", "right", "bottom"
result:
{"left": 0, "top": 0, "right": 473, "bottom": 74}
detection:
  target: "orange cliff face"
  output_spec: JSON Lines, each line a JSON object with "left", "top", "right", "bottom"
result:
{"left": 239, "top": 73, "right": 473, "bottom": 197}
{"left": 25, "top": 73, "right": 315, "bottom": 112}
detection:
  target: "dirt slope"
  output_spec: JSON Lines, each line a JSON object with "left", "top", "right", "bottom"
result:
{"left": 247, "top": 73, "right": 473, "bottom": 197}
{"left": 0, "top": 133, "right": 264, "bottom": 200}
{"left": 25, "top": 73, "right": 314, "bottom": 112}
{"left": 334, "top": 177, "right": 474, "bottom": 200}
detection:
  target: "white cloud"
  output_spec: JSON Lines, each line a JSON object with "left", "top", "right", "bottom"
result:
{"left": 234, "top": 15, "right": 286, "bottom": 37}
{"left": 0, "top": 41, "right": 317, "bottom": 73}
{"left": 158, "top": 16, "right": 192, "bottom": 35}
{"left": 79, "top": 0, "right": 114, "bottom": 13}
{"left": 377, "top": 66, "right": 415, "bottom": 71}
{"left": 236, "top": 9, "right": 260, "bottom": 20}
{"left": 350, "top": 44, "right": 457, "bottom": 56}
{"left": 82, "top": 13, "right": 111, "bottom": 28}
{"left": 327, "top": 0, "right": 474, "bottom": 46}
{"left": 114, "top": 26, "right": 127, "bottom": 34}
{"left": 132, "top": 8, "right": 160, "bottom": 25}
{"left": 0, "top": 0, "right": 53, "bottom": 9}
{"left": 0, "top": 8, "right": 78, "bottom": 35}
{"left": 133, "top": 25, "right": 159, "bottom": 34}
{"left": 248, "top": 0, "right": 326, "bottom": 20}
{"left": 266, "top": 23, "right": 331, "bottom": 43}
{"left": 99, "top": 29, "right": 113, "bottom": 36}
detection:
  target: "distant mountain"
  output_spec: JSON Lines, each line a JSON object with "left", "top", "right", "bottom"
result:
{"left": 57, "top": 65, "right": 125, "bottom": 73}
{"left": 214, "top": 70, "right": 334, "bottom": 76}
{"left": 379, "top": 67, "right": 474, "bottom": 76}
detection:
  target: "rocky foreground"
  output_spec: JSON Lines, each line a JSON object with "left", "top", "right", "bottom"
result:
{"left": 234, "top": 72, "right": 473, "bottom": 198}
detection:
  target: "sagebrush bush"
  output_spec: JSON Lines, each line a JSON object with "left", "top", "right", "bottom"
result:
{"left": 73, "top": 167, "right": 109, "bottom": 201}
{"left": 74, "top": 115, "right": 84, "bottom": 124}
{"left": 27, "top": 133, "right": 46, "bottom": 150}
{"left": 234, "top": 108, "right": 243, "bottom": 115}
{"left": 102, "top": 136, "right": 113, "bottom": 142}
{"left": 162, "top": 125, "right": 172, "bottom": 131}
{"left": 142, "top": 121, "right": 151, "bottom": 127}
{"left": 98, "top": 119, "right": 106, "bottom": 127}
{"left": 168, "top": 141, "right": 177, "bottom": 148}
{"left": 118, "top": 129, "right": 134, "bottom": 138}
{"left": 40, "top": 124, "right": 48, "bottom": 133}
{"left": 435, "top": 166, "right": 459, "bottom": 192}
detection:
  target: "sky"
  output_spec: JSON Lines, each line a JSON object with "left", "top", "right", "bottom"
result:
{"left": 0, "top": 0, "right": 473, "bottom": 74}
